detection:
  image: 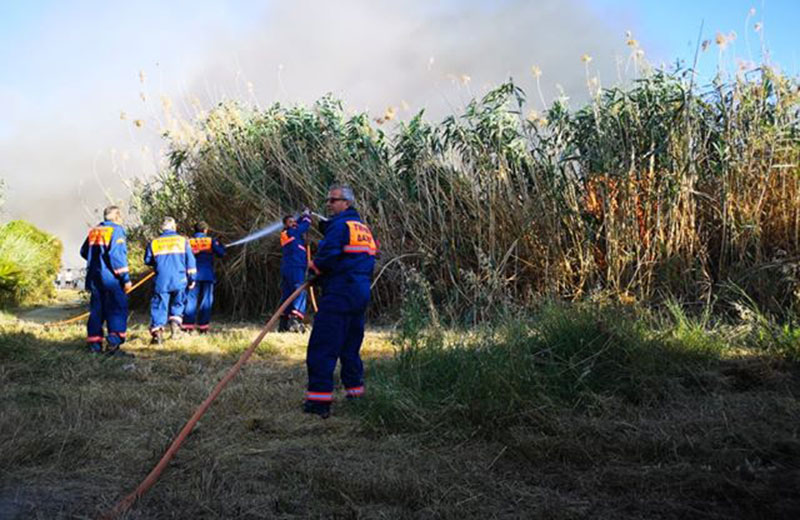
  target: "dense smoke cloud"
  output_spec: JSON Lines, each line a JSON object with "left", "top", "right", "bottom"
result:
{"left": 0, "top": 0, "right": 637, "bottom": 266}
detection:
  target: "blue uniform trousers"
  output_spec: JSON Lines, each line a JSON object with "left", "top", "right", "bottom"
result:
{"left": 86, "top": 277, "right": 127, "bottom": 351}
{"left": 150, "top": 289, "right": 186, "bottom": 331}
{"left": 184, "top": 281, "right": 214, "bottom": 330}
{"left": 281, "top": 267, "right": 308, "bottom": 319}
{"left": 305, "top": 308, "right": 366, "bottom": 402}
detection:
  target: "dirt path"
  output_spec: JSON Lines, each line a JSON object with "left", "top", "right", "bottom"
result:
{"left": 13, "top": 302, "right": 84, "bottom": 324}
{"left": 9, "top": 289, "right": 85, "bottom": 325}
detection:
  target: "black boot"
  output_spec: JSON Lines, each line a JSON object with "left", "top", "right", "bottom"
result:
{"left": 278, "top": 315, "right": 289, "bottom": 332}
{"left": 303, "top": 400, "right": 331, "bottom": 419}
{"left": 289, "top": 316, "right": 306, "bottom": 333}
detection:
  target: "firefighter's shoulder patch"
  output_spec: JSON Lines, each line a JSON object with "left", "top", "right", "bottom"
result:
{"left": 152, "top": 236, "right": 186, "bottom": 255}
{"left": 343, "top": 221, "right": 377, "bottom": 255}
{"left": 189, "top": 237, "right": 212, "bottom": 254}
{"left": 280, "top": 231, "right": 295, "bottom": 247}
{"left": 88, "top": 226, "right": 114, "bottom": 246}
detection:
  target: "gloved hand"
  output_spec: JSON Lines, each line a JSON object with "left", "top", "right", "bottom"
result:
{"left": 302, "top": 207, "right": 311, "bottom": 217}
{"left": 123, "top": 281, "right": 133, "bottom": 293}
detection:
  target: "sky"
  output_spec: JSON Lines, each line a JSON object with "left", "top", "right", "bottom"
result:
{"left": 0, "top": 0, "right": 797, "bottom": 267}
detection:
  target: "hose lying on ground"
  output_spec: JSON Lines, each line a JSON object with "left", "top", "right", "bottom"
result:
{"left": 46, "top": 272, "right": 155, "bottom": 327}
{"left": 101, "top": 282, "right": 310, "bottom": 520}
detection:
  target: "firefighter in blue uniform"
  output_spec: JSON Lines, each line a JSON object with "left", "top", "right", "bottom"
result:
{"left": 279, "top": 209, "right": 312, "bottom": 332}
{"left": 144, "top": 217, "right": 197, "bottom": 344}
{"left": 79, "top": 205, "right": 133, "bottom": 356}
{"left": 303, "top": 185, "right": 377, "bottom": 418}
{"left": 183, "top": 221, "right": 225, "bottom": 333}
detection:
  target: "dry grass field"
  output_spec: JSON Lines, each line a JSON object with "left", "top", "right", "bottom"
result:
{"left": 2, "top": 301, "right": 799, "bottom": 519}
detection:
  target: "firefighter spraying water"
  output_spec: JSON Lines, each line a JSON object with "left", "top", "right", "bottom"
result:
{"left": 279, "top": 209, "right": 312, "bottom": 332}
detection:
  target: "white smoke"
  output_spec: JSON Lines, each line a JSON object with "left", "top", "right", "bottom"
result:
{"left": 1, "top": 0, "right": 638, "bottom": 266}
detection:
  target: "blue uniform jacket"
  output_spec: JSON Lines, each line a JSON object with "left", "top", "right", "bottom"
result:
{"left": 189, "top": 232, "right": 225, "bottom": 283}
{"left": 310, "top": 207, "right": 377, "bottom": 312}
{"left": 280, "top": 215, "right": 311, "bottom": 274}
{"left": 80, "top": 220, "right": 130, "bottom": 288}
{"left": 144, "top": 230, "right": 197, "bottom": 292}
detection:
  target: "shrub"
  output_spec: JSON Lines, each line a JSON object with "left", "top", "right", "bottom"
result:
{"left": 0, "top": 220, "right": 62, "bottom": 307}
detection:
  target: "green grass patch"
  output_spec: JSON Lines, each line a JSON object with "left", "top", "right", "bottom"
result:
{"left": 357, "top": 303, "right": 728, "bottom": 434}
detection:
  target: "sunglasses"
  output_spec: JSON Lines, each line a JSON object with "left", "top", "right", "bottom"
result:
{"left": 326, "top": 197, "right": 347, "bottom": 203}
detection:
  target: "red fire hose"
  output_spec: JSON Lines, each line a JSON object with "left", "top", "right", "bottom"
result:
{"left": 101, "top": 282, "right": 309, "bottom": 519}
{"left": 47, "top": 272, "right": 155, "bottom": 327}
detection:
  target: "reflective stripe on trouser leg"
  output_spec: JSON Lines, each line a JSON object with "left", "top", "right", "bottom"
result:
{"left": 305, "top": 391, "right": 333, "bottom": 402}
{"left": 340, "top": 312, "right": 366, "bottom": 391}
{"left": 345, "top": 386, "right": 365, "bottom": 397}
{"left": 197, "top": 281, "right": 214, "bottom": 326}
{"left": 306, "top": 307, "right": 347, "bottom": 395}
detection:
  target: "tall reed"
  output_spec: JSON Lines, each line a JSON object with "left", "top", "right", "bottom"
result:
{"left": 132, "top": 67, "right": 800, "bottom": 321}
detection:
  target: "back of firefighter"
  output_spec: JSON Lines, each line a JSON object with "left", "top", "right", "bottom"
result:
{"left": 279, "top": 210, "right": 311, "bottom": 332}
{"left": 183, "top": 221, "right": 225, "bottom": 333}
{"left": 144, "top": 217, "right": 197, "bottom": 343}
{"left": 303, "top": 185, "right": 377, "bottom": 418}
{"left": 79, "top": 205, "right": 133, "bottom": 356}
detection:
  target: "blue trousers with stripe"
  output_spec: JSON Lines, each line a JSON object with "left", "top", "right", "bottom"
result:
{"left": 184, "top": 281, "right": 215, "bottom": 328}
{"left": 150, "top": 289, "right": 186, "bottom": 331}
{"left": 306, "top": 308, "right": 365, "bottom": 400}
{"left": 86, "top": 277, "right": 127, "bottom": 349}
{"left": 281, "top": 267, "right": 307, "bottom": 319}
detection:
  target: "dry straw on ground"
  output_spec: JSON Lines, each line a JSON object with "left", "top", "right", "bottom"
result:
{"left": 2, "top": 306, "right": 799, "bottom": 518}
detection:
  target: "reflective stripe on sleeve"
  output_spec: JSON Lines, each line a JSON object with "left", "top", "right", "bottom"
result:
{"left": 342, "top": 245, "right": 377, "bottom": 255}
